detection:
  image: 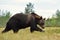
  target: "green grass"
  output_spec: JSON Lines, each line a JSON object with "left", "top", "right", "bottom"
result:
{"left": 0, "top": 27, "right": 60, "bottom": 40}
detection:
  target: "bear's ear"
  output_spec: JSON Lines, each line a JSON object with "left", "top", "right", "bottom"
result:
{"left": 31, "top": 12, "right": 36, "bottom": 15}
{"left": 40, "top": 16, "right": 42, "bottom": 20}
{"left": 44, "top": 18, "right": 46, "bottom": 20}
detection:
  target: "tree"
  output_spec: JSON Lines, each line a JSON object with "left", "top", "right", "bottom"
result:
{"left": 45, "top": 9, "right": 60, "bottom": 27}
{"left": 6, "top": 11, "right": 10, "bottom": 17}
{"left": 55, "top": 9, "right": 60, "bottom": 26}
{"left": 25, "top": 2, "right": 34, "bottom": 14}
{"left": 56, "top": 9, "right": 60, "bottom": 18}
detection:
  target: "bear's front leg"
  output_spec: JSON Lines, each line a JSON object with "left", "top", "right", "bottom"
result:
{"left": 30, "top": 18, "right": 38, "bottom": 33}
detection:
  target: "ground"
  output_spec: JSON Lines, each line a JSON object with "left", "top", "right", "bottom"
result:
{"left": 0, "top": 27, "right": 60, "bottom": 40}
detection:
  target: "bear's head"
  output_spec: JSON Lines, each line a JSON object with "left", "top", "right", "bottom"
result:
{"left": 38, "top": 16, "right": 45, "bottom": 29}
{"left": 31, "top": 12, "right": 45, "bottom": 29}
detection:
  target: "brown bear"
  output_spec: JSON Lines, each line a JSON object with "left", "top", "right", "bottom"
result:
{"left": 2, "top": 12, "right": 45, "bottom": 33}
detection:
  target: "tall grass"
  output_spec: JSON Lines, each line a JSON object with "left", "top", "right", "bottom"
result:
{"left": 0, "top": 27, "right": 60, "bottom": 40}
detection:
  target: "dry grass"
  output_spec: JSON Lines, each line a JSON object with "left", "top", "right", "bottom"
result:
{"left": 0, "top": 27, "right": 60, "bottom": 40}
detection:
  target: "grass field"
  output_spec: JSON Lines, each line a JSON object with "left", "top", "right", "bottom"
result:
{"left": 0, "top": 27, "right": 60, "bottom": 40}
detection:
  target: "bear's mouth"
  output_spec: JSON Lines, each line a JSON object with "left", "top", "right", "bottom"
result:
{"left": 37, "top": 25, "right": 44, "bottom": 29}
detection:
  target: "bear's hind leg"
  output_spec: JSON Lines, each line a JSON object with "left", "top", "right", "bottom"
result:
{"left": 2, "top": 26, "right": 11, "bottom": 33}
{"left": 12, "top": 27, "right": 19, "bottom": 33}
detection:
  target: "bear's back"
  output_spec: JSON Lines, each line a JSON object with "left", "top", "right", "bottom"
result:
{"left": 9, "top": 13, "right": 33, "bottom": 26}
